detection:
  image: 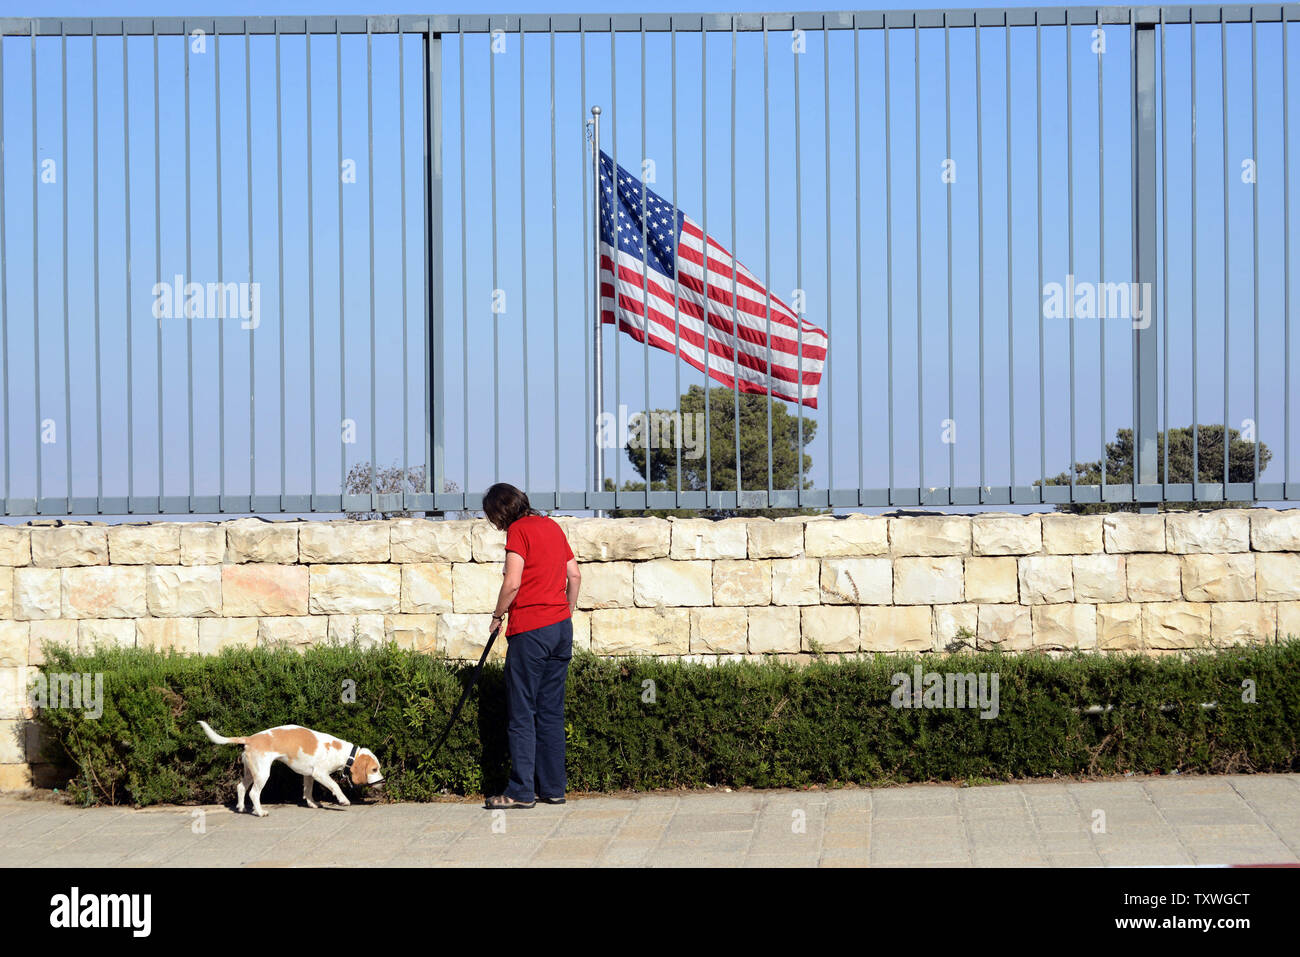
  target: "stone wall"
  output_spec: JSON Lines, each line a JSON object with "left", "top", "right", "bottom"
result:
{"left": 1, "top": 508, "right": 1298, "bottom": 789}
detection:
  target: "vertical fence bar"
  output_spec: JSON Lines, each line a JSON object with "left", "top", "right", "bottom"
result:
{"left": 1066, "top": 19, "right": 1076, "bottom": 500}
{"left": 185, "top": 25, "right": 193, "bottom": 503}
{"left": 123, "top": 25, "right": 133, "bottom": 508}
{"left": 1192, "top": 21, "right": 1199, "bottom": 494}
{"left": 580, "top": 29, "right": 590, "bottom": 499}
{"left": 245, "top": 23, "right": 255, "bottom": 505}
{"left": 216, "top": 30, "right": 226, "bottom": 502}
{"left": 1006, "top": 19, "right": 1015, "bottom": 496}
{"left": 914, "top": 22, "right": 923, "bottom": 496}
{"left": 672, "top": 23, "right": 683, "bottom": 501}
{"left": 763, "top": 17, "right": 774, "bottom": 495}
{"left": 1134, "top": 17, "right": 1159, "bottom": 508}
{"left": 490, "top": 27, "right": 500, "bottom": 483}
{"left": 944, "top": 20, "right": 954, "bottom": 495}
{"left": 701, "top": 26, "right": 710, "bottom": 502}
{"left": 92, "top": 30, "right": 102, "bottom": 508}
{"left": 519, "top": 22, "right": 530, "bottom": 494}
{"left": 1250, "top": 10, "right": 1259, "bottom": 487}
{"left": 399, "top": 30, "right": 408, "bottom": 499}
{"left": 823, "top": 21, "right": 833, "bottom": 500}
{"left": 1221, "top": 16, "right": 1230, "bottom": 493}
{"left": 975, "top": 23, "right": 985, "bottom": 496}
{"left": 1286, "top": 15, "right": 1292, "bottom": 495}
{"left": 550, "top": 26, "right": 560, "bottom": 498}
{"left": 793, "top": 20, "right": 804, "bottom": 502}
{"left": 426, "top": 26, "right": 444, "bottom": 505}
{"left": 32, "top": 25, "right": 41, "bottom": 507}
{"left": 641, "top": 21, "right": 651, "bottom": 504}
{"left": 885, "top": 20, "right": 894, "bottom": 501}
{"left": 276, "top": 24, "right": 286, "bottom": 504}
{"left": 1098, "top": 20, "right": 1106, "bottom": 493}
{"left": 61, "top": 30, "right": 71, "bottom": 508}
{"left": 337, "top": 23, "right": 346, "bottom": 500}
{"left": 459, "top": 28, "right": 469, "bottom": 498}
{"left": 0, "top": 30, "right": 7, "bottom": 506}
{"left": 854, "top": 18, "right": 863, "bottom": 495}
{"left": 307, "top": 29, "right": 316, "bottom": 501}
{"left": 367, "top": 23, "right": 377, "bottom": 504}
{"left": 1160, "top": 11, "right": 1169, "bottom": 492}
{"left": 611, "top": 28, "right": 620, "bottom": 498}
{"left": 731, "top": 20, "right": 740, "bottom": 501}
{"left": 154, "top": 26, "right": 162, "bottom": 505}
{"left": 1036, "top": 18, "right": 1045, "bottom": 499}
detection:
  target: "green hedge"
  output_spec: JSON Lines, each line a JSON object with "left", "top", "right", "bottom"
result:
{"left": 29, "top": 639, "right": 1300, "bottom": 807}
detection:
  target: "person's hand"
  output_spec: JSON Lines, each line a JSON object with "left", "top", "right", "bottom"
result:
{"left": 490, "top": 614, "right": 505, "bottom": 635}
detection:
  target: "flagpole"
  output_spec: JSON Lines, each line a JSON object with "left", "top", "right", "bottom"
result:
{"left": 590, "top": 105, "right": 604, "bottom": 514}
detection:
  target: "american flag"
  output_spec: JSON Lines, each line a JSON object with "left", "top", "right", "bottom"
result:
{"left": 597, "top": 150, "right": 828, "bottom": 409}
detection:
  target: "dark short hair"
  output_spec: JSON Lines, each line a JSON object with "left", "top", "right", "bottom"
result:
{"left": 482, "top": 483, "right": 537, "bottom": 531}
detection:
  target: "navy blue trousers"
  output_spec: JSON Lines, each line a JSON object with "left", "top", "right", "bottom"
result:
{"left": 503, "top": 617, "right": 573, "bottom": 802}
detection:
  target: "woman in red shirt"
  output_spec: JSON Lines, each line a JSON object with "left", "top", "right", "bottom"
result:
{"left": 482, "top": 483, "right": 582, "bottom": 809}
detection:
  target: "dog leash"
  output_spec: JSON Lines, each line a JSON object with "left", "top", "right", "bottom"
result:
{"left": 428, "top": 624, "right": 502, "bottom": 759}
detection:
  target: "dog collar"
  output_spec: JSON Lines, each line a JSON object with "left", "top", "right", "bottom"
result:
{"left": 344, "top": 744, "right": 358, "bottom": 773}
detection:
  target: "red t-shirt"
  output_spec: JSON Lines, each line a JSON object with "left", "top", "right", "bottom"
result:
{"left": 504, "top": 514, "right": 574, "bottom": 636}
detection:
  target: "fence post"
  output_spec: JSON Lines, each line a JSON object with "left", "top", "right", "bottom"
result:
{"left": 1133, "top": 16, "right": 1159, "bottom": 513}
{"left": 425, "top": 27, "right": 445, "bottom": 511}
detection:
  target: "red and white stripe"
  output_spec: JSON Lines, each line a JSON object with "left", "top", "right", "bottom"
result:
{"left": 598, "top": 215, "right": 828, "bottom": 409}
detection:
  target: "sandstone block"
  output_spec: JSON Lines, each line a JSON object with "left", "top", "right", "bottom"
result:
{"left": 1143, "top": 602, "right": 1211, "bottom": 649}
{"left": 1040, "top": 514, "right": 1103, "bottom": 554}
{"left": 1250, "top": 509, "right": 1300, "bottom": 551}
{"left": 771, "top": 558, "right": 820, "bottom": 605}
{"left": 136, "top": 617, "right": 199, "bottom": 653}
{"left": 820, "top": 558, "right": 893, "bottom": 605}
{"left": 670, "top": 518, "right": 748, "bottom": 560}
{"left": 222, "top": 564, "right": 309, "bottom": 617}
{"left": 1031, "top": 604, "right": 1097, "bottom": 650}
{"left": 225, "top": 518, "right": 299, "bottom": 564}
{"left": 633, "top": 560, "right": 712, "bottom": 607}
{"left": 390, "top": 519, "right": 474, "bottom": 563}
{"left": 471, "top": 521, "right": 506, "bottom": 562}
{"left": 576, "top": 562, "right": 634, "bottom": 610}
{"left": 690, "top": 607, "right": 748, "bottom": 654}
{"left": 180, "top": 523, "right": 226, "bottom": 565}
{"left": 571, "top": 610, "right": 591, "bottom": 653}
{"left": 309, "top": 564, "right": 401, "bottom": 615}
{"left": 893, "top": 556, "right": 963, "bottom": 605}
{"left": 77, "top": 619, "right": 136, "bottom": 651}
{"left": 977, "top": 604, "right": 1033, "bottom": 651}
{"left": 452, "top": 562, "right": 505, "bottom": 614}
{"left": 0, "top": 622, "right": 29, "bottom": 668}
{"left": 400, "top": 563, "right": 454, "bottom": 614}
{"left": 1181, "top": 554, "right": 1255, "bottom": 602}
{"left": 62, "top": 566, "right": 148, "bottom": 618}
{"left": 932, "top": 604, "right": 979, "bottom": 651}
{"left": 1278, "top": 601, "right": 1300, "bottom": 642}
{"left": 747, "top": 520, "right": 804, "bottom": 559}
{"left": 972, "top": 515, "right": 1042, "bottom": 556}
{"left": 258, "top": 616, "right": 328, "bottom": 649}
{"left": 712, "top": 560, "right": 771, "bottom": 607}
{"left": 1072, "top": 554, "right": 1127, "bottom": 603}
{"left": 384, "top": 614, "right": 440, "bottom": 653}
{"left": 1017, "top": 555, "right": 1074, "bottom": 604}
{"left": 860, "top": 605, "right": 932, "bottom": 653}
{"left": 1096, "top": 603, "right": 1143, "bottom": 650}
{"left": 1125, "top": 554, "right": 1183, "bottom": 602}
{"left": 964, "top": 556, "right": 1019, "bottom": 603}
{"left": 0, "top": 526, "right": 30, "bottom": 566}
{"left": 28, "top": 620, "right": 77, "bottom": 665}
{"left": 0, "top": 568, "right": 11, "bottom": 620}
{"left": 107, "top": 523, "right": 181, "bottom": 565}
{"left": 0, "top": 720, "right": 24, "bottom": 764}
{"left": 327, "top": 614, "right": 386, "bottom": 648}
{"left": 1255, "top": 553, "right": 1300, "bottom": 601}
{"left": 439, "top": 613, "right": 508, "bottom": 660}
{"left": 1210, "top": 602, "right": 1276, "bottom": 646}
{"left": 147, "top": 566, "right": 222, "bottom": 617}
{"left": 800, "top": 605, "right": 859, "bottom": 653}
{"left": 1103, "top": 513, "right": 1165, "bottom": 553}
{"left": 198, "top": 618, "right": 259, "bottom": 654}
{"left": 590, "top": 607, "right": 690, "bottom": 656}
{"left": 13, "top": 569, "right": 60, "bottom": 620}
{"left": 804, "top": 517, "right": 888, "bottom": 557}
{"left": 747, "top": 606, "right": 801, "bottom": 654}
{"left": 31, "top": 525, "right": 108, "bottom": 567}
{"left": 889, "top": 516, "right": 971, "bottom": 556}
{"left": 0, "top": 763, "right": 32, "bottom": 790}
{"left": 298, "top": 522, "right": 390, "bottom": 563}
{"left": 571, "top": 518, "right": 670, "bottom": 561}
{"left": 1165, "top": 511, "right": 1250, "bottom": 553}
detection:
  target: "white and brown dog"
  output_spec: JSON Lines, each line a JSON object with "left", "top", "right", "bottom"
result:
{"left": 198, "top": 720, "right": 383, "bottom": 817}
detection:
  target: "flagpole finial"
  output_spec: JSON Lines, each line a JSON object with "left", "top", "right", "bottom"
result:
{"left": 590, "top": 104, "right": 601, "bottom": 115}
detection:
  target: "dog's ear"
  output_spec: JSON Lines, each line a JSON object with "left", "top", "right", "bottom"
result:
{"left": 351, "top": 753, "right": 373, "bottom": 786}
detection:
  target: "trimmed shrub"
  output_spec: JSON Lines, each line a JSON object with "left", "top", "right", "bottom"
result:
{"left": 29, "top": 640, "right": 1300, "bottom": 807}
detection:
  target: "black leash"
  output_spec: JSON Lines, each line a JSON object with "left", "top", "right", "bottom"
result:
{"left": 428, "top": 624, "right": 502, "bottom": 759}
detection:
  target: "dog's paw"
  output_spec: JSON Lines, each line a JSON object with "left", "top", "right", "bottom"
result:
{"left": 337, "top": 797, "right": 351, "bottom": 807}
{"left": 305, "top": 800, "right": 319, "bottom": 809}
{"left": 253, "top": 808, "right": 269, "bottom": 817}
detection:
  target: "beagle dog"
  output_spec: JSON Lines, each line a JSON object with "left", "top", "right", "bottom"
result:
{"left": 198, "top": 720, "right": 383, "bottom": 817}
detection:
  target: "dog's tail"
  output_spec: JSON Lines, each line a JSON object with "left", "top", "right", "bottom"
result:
{"left": 198, "top": 720, "right": 246, "bottom": 746}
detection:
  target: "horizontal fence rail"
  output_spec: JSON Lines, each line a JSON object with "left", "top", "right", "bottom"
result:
{"left": 0, "top": 6, "right": 1296, "bottom": 516}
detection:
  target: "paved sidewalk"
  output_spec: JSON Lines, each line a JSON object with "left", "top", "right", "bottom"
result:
{"left": 2, "top": 774, "right": 1299, "bottom": 867}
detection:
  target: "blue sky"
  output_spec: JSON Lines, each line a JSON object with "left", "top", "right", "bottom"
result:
{"left": 0, "top": 1, "right": 1294, "bottom": 515}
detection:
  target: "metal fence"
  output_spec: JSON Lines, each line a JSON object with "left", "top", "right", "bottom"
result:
{"left": 0, "top": 6, "right": 1296, "bottom": 516}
